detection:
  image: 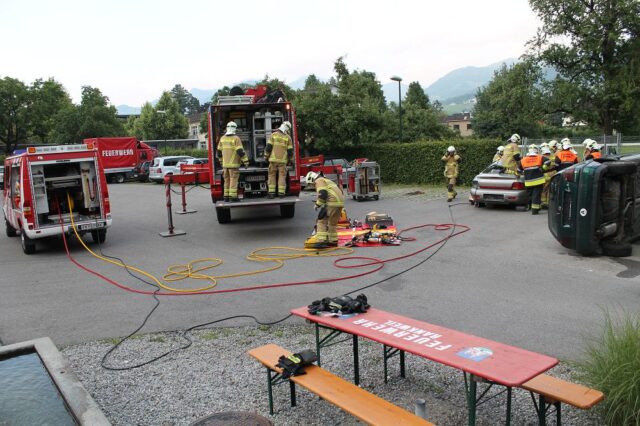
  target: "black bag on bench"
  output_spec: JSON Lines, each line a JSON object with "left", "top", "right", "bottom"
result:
{"left": 277, "top": 349, "right": 318, "bottom": 378}
{"left": 308, "top": 294, "right": 370, "bottom": 316}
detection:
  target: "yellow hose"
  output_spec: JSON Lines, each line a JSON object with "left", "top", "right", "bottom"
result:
{"left": 66, "top": 193, "right": 354, "bottom": 293}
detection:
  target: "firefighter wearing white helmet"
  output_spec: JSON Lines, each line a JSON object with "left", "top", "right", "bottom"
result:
{"left": 585, "top": 142, "right": 602, "bottom": 160}
{"left": 548, "top": 140, "right": 559, "bottom": 156}
{"left": 540, "top": 145, "right": 556, "bottom": 208}
{"left": 217, "top": 121, "right": 249, "bottom": 202}
{"left": 265, "top": 120, "right": 294, "bottom": 198}
{"left": 554, "top": 138, "right": 578, "bottom": 171}
{"left": 442, "top": 146, "right": 461, "bottom": 202}
{"left": 303, "top": 171, "right": 345, "bottom": 249}
{"left": 493, "top": 146, "right": 505, "bottom": 162}
{"left": 582, "top": 138, "right": 596, "bottom": 161}
{"left": 500, "top": 133, "right": 522, "bottom": 175}
{"left": 519, "top": 143, "right": 549, "bottom": 215}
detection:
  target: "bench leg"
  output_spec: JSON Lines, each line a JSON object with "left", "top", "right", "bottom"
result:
{"left": 465, "top": 373, "right": 478, "bottom": 426}
{"left": 383, "top": 345, "right": 389, "bottom": 384}
{"left": 383, "top": 346, "right": 406, "bottom": 383}
{"left": 400, "top": 350, "right": 406, "bottom": 378}
{"left": 267, "top": 368, "right": 275, "bottom": 415}
{"left": 506, "top": 387, "right": 512, "bottom": 426}
{"left": 555, "top": 401, "right": 561, "bottom": 425}
{"left": 538, "top": 394, "right": 546, "bottom": 426}
{"left": 315, "top": 323, "right": 321, "bottom": 367}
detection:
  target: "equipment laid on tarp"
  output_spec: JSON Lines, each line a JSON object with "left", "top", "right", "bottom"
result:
{"left": 347, "top": 159, "right": 381, "bottom": 201}
{"left": 365, "top": 211, "right": 393, "bottom": 228}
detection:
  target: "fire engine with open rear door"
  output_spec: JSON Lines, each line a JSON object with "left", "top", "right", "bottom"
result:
{"left": 207, "top": 90, "right": 301, "bottom": 223}
{"left": 3, "top": 144, "right": 112, "bottom": 254}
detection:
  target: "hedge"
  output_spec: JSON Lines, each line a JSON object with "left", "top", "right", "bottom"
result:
{"left": 336, "top": 139, "right": 501, "bottom": 185}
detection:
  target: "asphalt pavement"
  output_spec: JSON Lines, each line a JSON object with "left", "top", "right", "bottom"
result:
{"left": 1, "top": 183, "right": 638, "bottom": 361}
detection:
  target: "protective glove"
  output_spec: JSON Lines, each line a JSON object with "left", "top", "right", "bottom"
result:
{"left": 317, "top": 206, "right": 327, "bottom": 220}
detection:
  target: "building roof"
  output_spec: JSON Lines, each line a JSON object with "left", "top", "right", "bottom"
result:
{"left": 444, "top": 112, "right": 472, "bottom": 123}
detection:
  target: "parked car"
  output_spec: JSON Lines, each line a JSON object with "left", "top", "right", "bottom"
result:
{"left": 176, "top": 157, "right": 209, "bottom": 173}
{"left": 149, "top": 156, "right": 194, "bottom": 183}
{"left": 134, "top": 161, "right": 151, "bottom": 182}
{"left": 469, "top": 163, "right": 528, "bottom": 207}
{"left": 548, "top": 154, "right": 640, "bottom": 257}
{"left": 0, "top": 165, "right": 4, "bottom": 187}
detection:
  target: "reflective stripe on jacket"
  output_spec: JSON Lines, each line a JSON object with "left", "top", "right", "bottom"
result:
{"left": 520, "top": 154, "right": 545, "bottom": 187}
{"left": 217, "top": 135, "right": 248, "bottom": 168}
{"left": 266, "top": 131, "right": 293, "bottom": 164}
{"left": 315, "top": 177, "right": 344, "bottom": 208}
{"left": 441, "top": 154, "right": 461, "bottom": 178}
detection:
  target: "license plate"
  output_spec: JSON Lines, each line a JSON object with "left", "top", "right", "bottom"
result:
{"left": 245, "top": 175, "right": 265, "bottom": 182}
{"left": 484, "top": 194, "right": 504, "bottom": 200}
{"left": 79, "top": 221, "right": 106, "bottom": 231}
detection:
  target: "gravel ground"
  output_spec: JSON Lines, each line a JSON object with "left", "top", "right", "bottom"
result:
{"left": 62, "top": 324, "right": 603, "bottom": 426}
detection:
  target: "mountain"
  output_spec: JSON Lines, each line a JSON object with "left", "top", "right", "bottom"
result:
{"left": 116, "top": 104, "right": 141, "bottom": 115}
{"left": 425, "top": 58, "right": 516, "bottom": 101}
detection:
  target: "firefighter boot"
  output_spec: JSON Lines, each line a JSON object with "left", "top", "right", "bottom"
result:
{"left": 304, "top": 236, "right": 329, "bottom": 249}
{"left": 532, "top": 208, "right": 540, "bottom": 215}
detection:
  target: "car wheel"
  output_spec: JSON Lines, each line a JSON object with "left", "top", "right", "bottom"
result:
{"left": 216, "top": 207, "right": 231, "bottom": 224}
{"left": 605, "top": 161, "right": 637, "bottom": 177}
{"left": 6, "top": 219, "right": 17, "bottom": 237}
{"left": 474, "top": 201, "right": 485, "bottom": 208}
{"left": 115, "top": 174, "right": 125, "bottom": 184}
{"left": 21, "top": 231, "right": 36, "bottom": 255}
{"left": 601, "top": 239, "right": 633, "bottom": 257}
{"left": 373, "top": 195, "right": 379, "bottom": 201}
{"left": 91, "top": 229, "right": 107, "bottom": 244}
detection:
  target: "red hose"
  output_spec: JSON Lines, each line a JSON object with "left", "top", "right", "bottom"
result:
{"left": 60, "top": 220, "right": 469, "bottom": 296}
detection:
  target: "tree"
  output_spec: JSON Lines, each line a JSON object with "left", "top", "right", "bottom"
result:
{"left": 404, "top": 81, "right": 431, "bottom": 109}
{"left": 51, "top": 86, "right": 123, "bottom": 143}
{"left": 0, "top": 77, "right": 30, "bottom": 154}
{"left": 29, "top": 78, "right": 72, "bottom": 143}
{"left": 472, "top": 62, "right": 545, "bottom": 139}
{"left": 170, "top": 84, "right": 200, "bottom": 115}
{"left": 528, "top": 0, "right": 640, "bottom": 134}
{"left": 149, "top": 92, "right": 188, "bottom": 140}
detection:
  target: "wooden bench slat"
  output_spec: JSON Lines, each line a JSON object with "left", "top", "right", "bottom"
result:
{"left": 522, "top": 374, "right": 604, "bottom": 409}
{"left": 248, "top": 344, "right": 433, "bottom": 426}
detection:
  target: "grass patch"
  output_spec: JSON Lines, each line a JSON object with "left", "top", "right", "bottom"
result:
{"left": 148, "top": 335, "right": 166, "bottom": 343}
{"left": 573, "top": 308, "right": 640, "bottom": 425}
{"left": 199, "top": 330, "right": 220, "bottom": 341}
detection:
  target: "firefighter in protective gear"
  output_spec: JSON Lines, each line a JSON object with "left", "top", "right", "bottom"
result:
{"left": 540, "top": 145, "right": 556, "bottom": 208}
{"left": 500, "top": 133, "right": 522, "bottom": 175}
{"left": 548, "top": 140, "right": 559, "bottom": 157}
{"left": 304, "top": 171, "right": 345, "bottom": 248}
{"left": 493, "top": 146, "right": 504, "bottom": 162}
{"left": 585, "top": 143, "right": 602, "bottom": 160}
{"left": 582, "top": 139, "right": 596, "bottom": 161}
{"left": 519, "top": 144, "right": 548, "bottom": 215}
{"left": 265, "top": 121, "right": 294, "bottom": 198}
{"left": 442, "top": 146, "right": 461, "bottom": 202}
{"left": 217, "top": 121, "right": 249, "bottom": 202}
{"left": 555, "top": 140, "right": 578, "bottom": 171}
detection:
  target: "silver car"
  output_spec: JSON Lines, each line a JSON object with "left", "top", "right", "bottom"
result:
{"left": 469, "top": 163, "right": 529, "bottom": 207}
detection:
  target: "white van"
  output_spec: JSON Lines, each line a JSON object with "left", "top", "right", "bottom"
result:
{"left": 148, "top": 156, "right": 193, "bottom": 183}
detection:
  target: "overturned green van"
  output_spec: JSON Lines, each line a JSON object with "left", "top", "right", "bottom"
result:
{"left": 548, "top": 154, "right": 640, "bottom": 257}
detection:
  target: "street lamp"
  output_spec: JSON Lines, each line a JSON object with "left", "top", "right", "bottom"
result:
{"left": 157, "top": 110, "right": 168, "bottom": 154}
{"left": 390, "top": 76, "right": 403, "bottom": 142}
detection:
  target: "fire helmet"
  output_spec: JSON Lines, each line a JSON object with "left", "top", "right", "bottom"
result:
{"left": 226, "top": 121, "right": 238, "bottom": 135}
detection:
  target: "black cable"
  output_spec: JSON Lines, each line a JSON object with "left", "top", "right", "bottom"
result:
{"left": 95, "top": 202, "right": 465, "bottom": 371}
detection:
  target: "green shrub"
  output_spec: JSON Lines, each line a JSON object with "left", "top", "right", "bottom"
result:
{"left": 573, "top": 309, "right": 640, "bottom": 425}
{"left": 337, "top": 139, "right": 500, "bottom": 185}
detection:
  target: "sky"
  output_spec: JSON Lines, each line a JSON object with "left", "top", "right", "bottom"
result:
{"left": 0, "top": 0, "right": 541, "bottom": 107}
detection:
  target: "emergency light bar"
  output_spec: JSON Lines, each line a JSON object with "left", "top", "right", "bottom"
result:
{"left": 27, "top": 144, "right": 96, "bottom": 154}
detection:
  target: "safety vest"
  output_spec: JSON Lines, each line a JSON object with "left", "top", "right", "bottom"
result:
{"left": 442, "top": 154, "right": 461, "bottom": 178}
{"left": 217, "top": 135, "right": 247, "bottom": 168}
{"left": 555, "top": 150, "right": 578, "bottom": 171}
{"left": 520, "top": 154, "right": 545, "bottom": 187}
{"left": 315, "top": 177, "right": 344, "bottom": 208}
{"left": 267, "top": 131, "right": 293, "bottom": 164}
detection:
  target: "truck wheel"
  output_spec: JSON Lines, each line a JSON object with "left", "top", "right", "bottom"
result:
{"left": 91, "top": 229, "right": 107, "bottom": 244}
{"left": 115, "top": 174, "right": 125, "bottom": 184}
{"left": 601, "top": 239, "right": 633, "bottom": 257}
{"left": 280, "top": 204, "right": 295, "bottom": 218}
{"left": 21, "top": 231, "right": 36, "bottom": 255}
{"left": 605, "top": 161, "right": 637, "bottom": 177}
{"left": 216, "top": 207, "right": 231, "bottom": 224}
{"left": 6, "top": 219, "right": 17, "bottom": 237}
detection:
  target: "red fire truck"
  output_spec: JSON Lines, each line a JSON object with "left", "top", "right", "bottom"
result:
{"left": 3, "top": 144, "right": 112, "bottom": 254}
{"left": 207, "top": 94, "right": 301, "bottom": 223}
{"left": 84, "top": 137, "right": 157, "bottom": 183}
